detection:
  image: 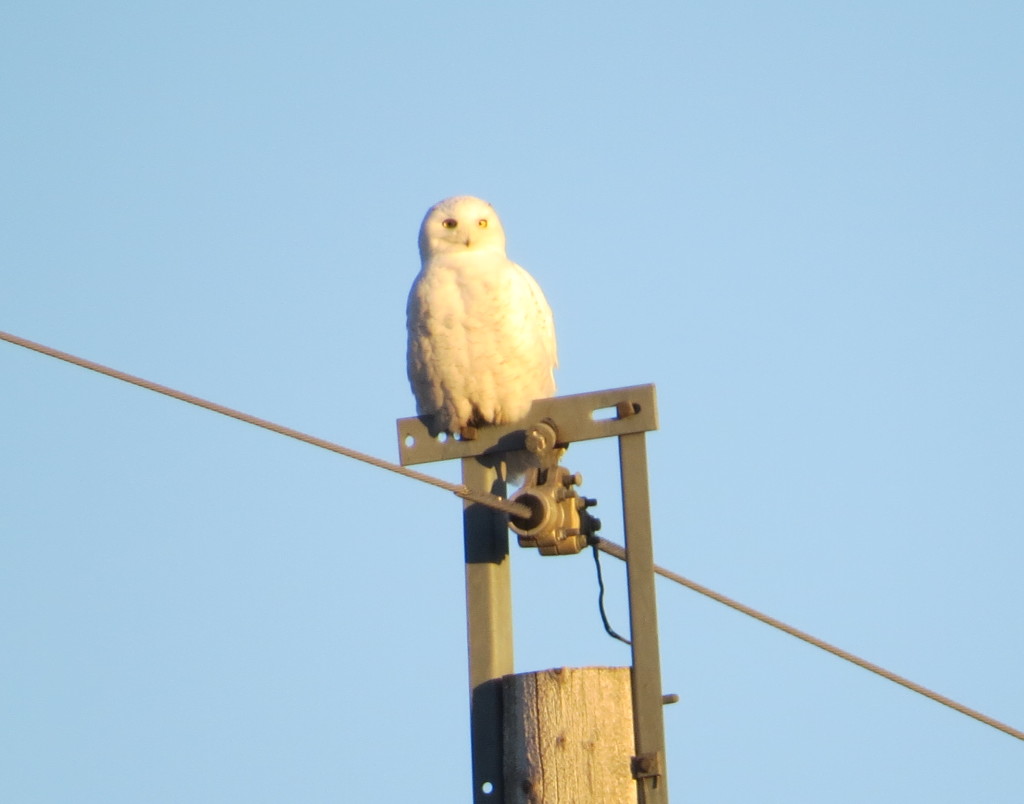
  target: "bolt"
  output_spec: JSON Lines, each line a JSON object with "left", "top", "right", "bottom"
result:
{"left": 562, "top": 471, "right": 583, "bottom": 487}
{"left": 524, "top": 428, "right": 549, "bottom": 453}
{"left": 524, "top": 422, "right": 557, "bottom": 454}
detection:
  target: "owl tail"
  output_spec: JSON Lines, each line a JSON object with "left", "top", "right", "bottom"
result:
{"left": 492, "top": 449, "right": 541, "bottom": 487}
{"left": 474, "top": 448, "right": 538, "bottom": 487}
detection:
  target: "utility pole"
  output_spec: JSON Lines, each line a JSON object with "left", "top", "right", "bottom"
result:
{"left": 504, "top": 666, "right": 635, "bottom": 802}
{"left": 398, "top": 385, "right": 669, "bottom": 803}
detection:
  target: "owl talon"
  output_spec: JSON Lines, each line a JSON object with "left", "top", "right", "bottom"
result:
{"left": 459, "top": 425, "right": 478, "bottom": 441}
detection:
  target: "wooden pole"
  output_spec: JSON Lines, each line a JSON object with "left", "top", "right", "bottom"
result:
{"left": 504, "top": 667, "right": 635, "bottom": 803}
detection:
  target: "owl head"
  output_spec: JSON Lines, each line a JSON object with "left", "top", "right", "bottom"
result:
{"left": 418, "top": 196, "right": 508, "bottom": 261}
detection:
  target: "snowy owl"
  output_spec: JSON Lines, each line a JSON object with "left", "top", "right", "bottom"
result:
{"left": 406, "top": 195, "right": 558, "bottom": 440}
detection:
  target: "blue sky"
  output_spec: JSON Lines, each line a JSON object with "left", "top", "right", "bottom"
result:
{"left": 2, "top": 2, "right": 1022, "bottom": 801}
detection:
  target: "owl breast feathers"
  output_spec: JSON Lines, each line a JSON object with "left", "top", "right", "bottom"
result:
{"left": 406, "top": 195, "right": 557, "bottom": 437}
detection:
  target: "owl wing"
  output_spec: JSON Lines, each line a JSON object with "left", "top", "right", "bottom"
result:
{"left": 405, "top": 273, "right": 446, "bottom": 417}
{"left": 508, "top": 261, "right": 558, "bottom": 393}
{"left": 529, "top": 269, "right": 559, "bottom": 373}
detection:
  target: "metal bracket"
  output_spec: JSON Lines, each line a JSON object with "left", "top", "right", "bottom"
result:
{"left": 396, "top": 384, "right": 668, "bottom": 804}
{"left": 397, "top": 384, "right": 658, "bottom": 466}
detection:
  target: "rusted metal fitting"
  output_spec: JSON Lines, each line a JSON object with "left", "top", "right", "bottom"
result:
{"left": 631, "top": 751, "right": 662, "bottom": 780}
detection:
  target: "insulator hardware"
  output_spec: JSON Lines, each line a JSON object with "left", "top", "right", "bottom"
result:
{"left": 508, "top": 419, "right": 599, "bottom": 556}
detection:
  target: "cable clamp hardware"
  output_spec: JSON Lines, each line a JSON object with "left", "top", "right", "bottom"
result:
{"left": 508, "top": 420, "right": 600, "bottom": 556}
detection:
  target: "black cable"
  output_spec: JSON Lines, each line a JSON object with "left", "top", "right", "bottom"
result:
{"left": 589, "top": 538, "right": 631, "bottom": 645}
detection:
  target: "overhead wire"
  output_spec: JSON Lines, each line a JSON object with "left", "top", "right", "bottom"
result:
{"left": 0, "top": 330, "right": 528, "bottom": 518}
{"left": 593, "top": 537, "right": 1024, "bottom": 742}
{"left": 3, "top": 328, "right": 1021, "bottom": 743}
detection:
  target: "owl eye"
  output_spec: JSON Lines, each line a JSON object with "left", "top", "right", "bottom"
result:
{"left": 477, "top": 218, "right": 489, "bottom": 228}
{"left": 442, "top": 218, "right": 457, "bottom": 229}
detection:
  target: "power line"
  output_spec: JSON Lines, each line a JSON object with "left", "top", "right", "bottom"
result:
{"left": 0, "top": 329, "right": 528, "bottom": 518}
{"left": 3, "top": 328, "right": 1021, "bottom": 743}
{"left": 593, "top": 537, "right": 1024, "bottom": 742}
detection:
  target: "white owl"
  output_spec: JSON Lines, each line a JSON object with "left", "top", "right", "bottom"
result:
{"left": 406, "top": 195, "right": 558, "bottom": 440}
